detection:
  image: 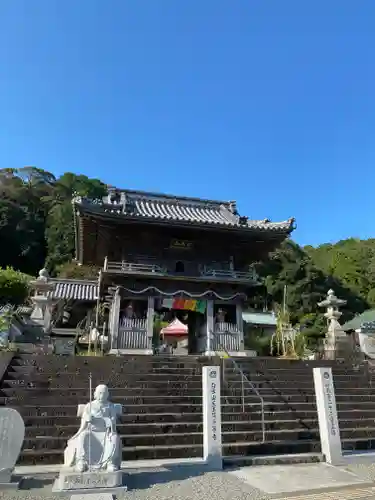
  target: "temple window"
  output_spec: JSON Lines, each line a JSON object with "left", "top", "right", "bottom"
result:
{"left": 175, "top": 261, "right": 185, "bottom": 273}
{"left": 214, "top": 304, "right": 236, "bottom": 324}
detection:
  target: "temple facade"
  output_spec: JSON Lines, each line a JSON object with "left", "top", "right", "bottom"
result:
{"left": 65, "top": 187, "right": 294, "bottom": 355}
{"left": 26, "top": 188, "right": 293, "bottom": 355}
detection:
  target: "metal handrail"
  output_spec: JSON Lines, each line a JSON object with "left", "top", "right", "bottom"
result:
{"left": 212, "top": 331, "right": 265, "bottom": 442}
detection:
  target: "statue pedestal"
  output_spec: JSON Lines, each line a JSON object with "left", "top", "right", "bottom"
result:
{"left": 52, "top": 469, "right": 126, "bottom": 499}
{"left": 68, "top": 495, "right": 118, "bottom": 500}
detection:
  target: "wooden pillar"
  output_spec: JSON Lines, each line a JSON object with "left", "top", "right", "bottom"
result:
{"left": 147, "top": 296, "right": 155, "bottom": 350}
{"left": 236, "top": 303, "right": 245, "bottom": 352}
{"left": 110, "top": 288, "right": 121, "bottom": 351}
{"left": 205, "top": 300, "right": 214, "bottom": 355}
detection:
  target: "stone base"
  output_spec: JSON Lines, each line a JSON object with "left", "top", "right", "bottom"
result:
{"left": 69, "top": 494, "right": 116, "bottom": 500}
{"left": 109, "top": 348, "right": 153, "bottom": 355}
{"left": 0, "top": 469, "right": 21, "bottom": 489}
{"left": 55, "top": 487, "right": 125, "bottom": 499}
{"left": 53, "top": 470, "right": 123, "bottom": 492}
{"left": 0, "top": 480, "right": 22, "bottom": 490}
{"left": 204, "top": 350, "right": 249, "bottom": 358}
{"left": 228, "top": 350, "right": 250, "bottom": 358}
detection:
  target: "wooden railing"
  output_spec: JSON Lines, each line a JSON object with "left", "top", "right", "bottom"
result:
{"left": 212, "top": 332, "right": 241, "bottom": 351}
{"left": 104, "top": 258, "right": 166, "bottom": 275}
{"left": 117, "top": 329, "right": 149, "bottom": 350}
{"left": 103, "top": 258, "right": 257, "bottom": 282}
{"left": 119, "top": 318, "right": 147, "bottom": 330}
{"left": 214, "top": 322, "right": 240, "bottom": 333}
{"left": 200, "top": 267, "right": 257, "bottom": 281}
{"left": 115, "top": 318, "right": 149, "bottom": 350}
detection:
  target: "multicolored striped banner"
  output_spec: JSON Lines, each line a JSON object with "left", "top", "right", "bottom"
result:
{"left": 161, "top": 298, "right": 206, "bottom": 313}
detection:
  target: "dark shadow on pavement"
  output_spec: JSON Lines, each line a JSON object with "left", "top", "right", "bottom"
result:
{"left": 124, "top": 464, "right": 215, "bottom": 491}
{"left": 17, "top": 475, "right": 56, "bottom": 490}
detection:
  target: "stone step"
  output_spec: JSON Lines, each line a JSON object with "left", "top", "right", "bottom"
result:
{"left": 235, "top": 363, "right": 365, "bottom": 371}
{"left": 0, "top": 394, "right": 204, "bottom": 405}
{"left": 7, "top": 403, "right": 203, "bottom": 416}
{"left": 6, "top": 386, "right": 375, "bottom": 403}
{"left": 21, "top": 417, "right": 375, "bottom": 438}
{"left": 22, "top": 412, "right": 204, "bottom": 425}
{"left": 17, "top": 443, "right": 203, "bottom": 465}
{"left": 16, "top": 408, "right": 375, "bottom": 423}
{"left": 2, "top": 379, "right": 203, "bottom": 390}
{"left": 20, "top": 426, "right": 375, "bottom": 452}
{"left": 224, "top": 440, "right": 321, "bottom": 456}
{"left": 11, "top": 355, "right": 208, "bottom": 369}
{"left": 11, "top": 366, "right": 204, "bottom": 376}
{"left": 236, "top": 371, "right": 368, "bottom": 381}
{"left": 223, "top": 393, "right": 375, "bottom": 403}
{"left": 223, "top": 383, "right": 375, "bottom": 397}
{"left": 223, "top": 452, "right": 322, "bottom": 467}
{"left": 7, "top": 367, "right": 203, "bottom": 380}
{"left": 8, "top": 399, "right": 372, "bottom": 416}
{"left": 14, "top": 436, "right": 375, "bottom": 466}
{"left": 2, "top": 366, "right": 344, "bottom": 377}
{"left": 1, "top": 386, "right": 202, "bottom": 397}
{"left": 224, "top": 400, "right": 375, "bottom": 413}
{"left": 4, "top": 381, "right": 373, "bottom": 396}
{"left": 225, "top": 378, "right": 371, "bottom": 388}
{"left": 23, "top": 432, "right": 203, "bottom": 450}
{"left": 25, "top": 422, "right": 204, "bottom": 437}
{"left": 235, "top": 361, "right": 365, "bottom": 371}
{"left": 233, "top": 361, "right": 362, "bottom": 369}
{"left": 12, "top": 353, "right": 205, "bottom": 362}
{"left": 226, "top": 427, "right": 375, "bottom": 443}
{"left": 3, "top": 372, "right": 203, "bottom": 388}
{"left": 8, "top": 369, "right": 370, "bottom": 384}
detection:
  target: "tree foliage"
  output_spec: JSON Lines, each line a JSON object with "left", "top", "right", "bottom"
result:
{"left": 254, "top": 239, "right": 369, "bottom": 346}
{"left": 0, "top": 267, "right": 32, "bottom": 305}
{"left": 0, "top": 167, "right": 106, "bottom": 275}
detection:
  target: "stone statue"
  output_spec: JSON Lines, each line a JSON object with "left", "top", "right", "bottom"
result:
{"left": 64, "top": 384, "right": 122, "bottom": 472}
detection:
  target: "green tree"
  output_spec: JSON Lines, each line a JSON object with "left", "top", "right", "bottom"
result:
{"left": 45, "top": 172, "right": 107, "bottom": 272}
{"left": 0, "top": 167, "right": 52, "bottom": 274}
{"left": 255, "top": 240, "right": 368, "bottom": 348}
{"left": 0, "top": 267, "right": 32, "bottom": 305}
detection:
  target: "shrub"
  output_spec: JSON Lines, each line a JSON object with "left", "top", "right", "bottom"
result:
{"left": 56, "top": 261, "right": 100, "bottom": 280}
{"left": 0, "top": 267, "right": 32, "bottom": 305}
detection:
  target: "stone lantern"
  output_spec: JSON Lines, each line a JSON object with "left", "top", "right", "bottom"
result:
{"left": 29, "top": 268, "right": 56, "bottom": 333}
{"left": 318, "top": 289, "right": 350, "bottom": 360}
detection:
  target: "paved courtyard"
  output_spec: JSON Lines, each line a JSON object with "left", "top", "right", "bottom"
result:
{"left": 2, "top": 462, "right": 375, "bottom": 500}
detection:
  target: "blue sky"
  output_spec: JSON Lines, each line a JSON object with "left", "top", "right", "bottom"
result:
{"left": 0, "top": 1, "right": 374, "bottom": 246}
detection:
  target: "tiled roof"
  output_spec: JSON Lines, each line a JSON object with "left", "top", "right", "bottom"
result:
{"left": 342, "top": 309, "right": 375, "bottom": 331}
{"left": 242, "top": 311, "right": 277, "bottom": 326}
{"left": 73, "top": 189, "right": 295, "bottom": 233}
{"left": 49, "top": 279, "right": 99, "bottom": 301}
{"left": 0, "top": 304, "right": 32, "bottom": 316}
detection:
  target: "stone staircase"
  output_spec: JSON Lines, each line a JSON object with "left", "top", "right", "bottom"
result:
{"left": 0, "top": 354, "right": 208, "bottom": 465}
{"left": 221, "top": 358, "right": 375, "bottom": 460}
{"left": 1, "top": 353, "right": 375, "bottom": 467}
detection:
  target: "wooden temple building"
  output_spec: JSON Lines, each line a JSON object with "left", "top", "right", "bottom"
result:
{"left": 32, "top": 188, "right": 295, "bottom": 355}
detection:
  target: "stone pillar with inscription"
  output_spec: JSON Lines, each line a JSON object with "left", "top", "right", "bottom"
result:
{"left": 0, "top": 408, "right": 25, "bottom": 489}
{"left": 313, "top": 367, "right": 343, "bottom": 465}
{"left": 202, "top": 366, "right": 222, "bottom": 469}
{"left": 318, "top": 289, "right": 351, "bottom": 360}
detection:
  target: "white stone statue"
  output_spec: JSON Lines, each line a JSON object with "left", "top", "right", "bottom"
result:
{"left": 64, "top": 384, "right": 122, "bottom": 472}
